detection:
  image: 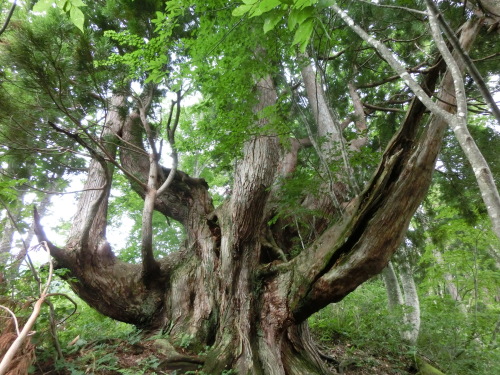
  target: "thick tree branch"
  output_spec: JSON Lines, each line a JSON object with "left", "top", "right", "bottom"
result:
{"left": 139, "top": 89, "right": 182, "bottom": 284}
{"left": 287, "top": 49, "right": 448, "bottom": 322}
{"left": 46, "top": 114, "right": 149, "bottom": 247}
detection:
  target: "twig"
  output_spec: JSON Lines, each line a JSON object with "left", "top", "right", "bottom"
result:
{"left": 356, "top": 0, "right": 427, "bottom": 15}
{"left": 0, "top": 0, "right": 16, "bottom": 37}
{"left": 0, "top": 242, "right": 54, "bottom": 375}
{"left": 0, "top": 305, "right": 20, "bottom": 335}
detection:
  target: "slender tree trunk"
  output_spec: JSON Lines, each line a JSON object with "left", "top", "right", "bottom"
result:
{"left": 382, "top": 255, "right": 421, "bottom": 345}
{"left": 425, "top": 1, "right": 500, "bottom": 241}
{"left": 0, "top": 219, "right": 15, "bottom": 259}
{"left": 382, "top": 261, "right": 404, "bottom": 310}
{"left": 398, "top": 249, "right": 420, "bottom": 345}
{"left": 301, "top": 57, "right": 358, "bottom": 197}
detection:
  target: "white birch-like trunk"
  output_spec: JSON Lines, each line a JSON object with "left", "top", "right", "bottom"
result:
{"left": 300, "top": 58, "right": 359, "bottom": 210}
{"left": 382, "top": 256, "right": 420, "bottom": 345}
{"left": 398, "top": 252, "right": 420, "bottom": 345}
{"left": 382, "top": 261, "right": 404, "bottom": 309}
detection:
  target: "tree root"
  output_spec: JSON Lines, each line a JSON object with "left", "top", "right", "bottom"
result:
{"left": 415, "top": 355, "right": 446, "bottom": 375}
{"left": 153, "top": 339, "right": 204, "bottom": 373}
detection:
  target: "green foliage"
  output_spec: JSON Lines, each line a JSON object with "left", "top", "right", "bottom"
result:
{"left": 310, "top": 243, "right": 499, "bottom": 375}
{"left": 177, "top": 333, "right": 195, "bottom": 349}
{"left": 419, "top": 295, "right": 500, "bottom": 375}
{"left": 310, "top": 280, "right": 407, "bottom": 354}
{"left": 33, "top": 0, "right": 87, "bottom": 32}
{"left": 0, "top": 178, "right": 27, "bottom": 203}
{"left": 232, "top": 0, "right": 318, "bottom": 52}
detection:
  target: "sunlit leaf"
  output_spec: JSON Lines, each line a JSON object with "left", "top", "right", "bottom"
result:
{"left": 69, "top": 6, "right": 85, "bottom": 32}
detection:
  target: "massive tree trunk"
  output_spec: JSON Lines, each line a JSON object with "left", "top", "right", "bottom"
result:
{"left": 32, "top": 18, "right": 484, "bottom": 375}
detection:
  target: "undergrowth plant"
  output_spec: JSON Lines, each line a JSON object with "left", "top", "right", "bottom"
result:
{"left": 309, "top": 278, "right": 499, "bottom": 375}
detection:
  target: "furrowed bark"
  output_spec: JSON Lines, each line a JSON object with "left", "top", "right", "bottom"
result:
{"left": 288, "top": 55, "right": 447, "bottom": 320}
{"left": 202, "top": 74, "right": 331, "bottom": 374}
{"left": 66, "top": 94, "right": 125, "bottom": 256}
{"left": 205, "top": 75, "right": 282, "bottom": 373}
{"left": 229, "top": 75, "right": 280, "bottom": 244}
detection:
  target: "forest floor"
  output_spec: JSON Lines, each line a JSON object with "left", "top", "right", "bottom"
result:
{"left": 318, "top": 334, "right": 416, "bottom": 374}
{"left": 31, "top": 331, "right": 417, "bottom": 375}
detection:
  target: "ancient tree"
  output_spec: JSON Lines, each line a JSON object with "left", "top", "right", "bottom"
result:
{"left": 1, "top": 0, "right": 498, "bottom": 373}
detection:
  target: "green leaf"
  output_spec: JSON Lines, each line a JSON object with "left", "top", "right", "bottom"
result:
{"left": 232, "top": 4, "right": 253, "bottom": 17}
{"left": 288, "top": 9, "right": 298, "bottom": 30}
{"left": 32, "top": 0, "right": 54, "bottom": 13}
{"left": 294, "top": 6, "right": 313, "bottom": 26}
{"left": 250, "top": 7, "right": 263, "bottom": 17}
{"left": 292, "top": 18, "right": 314, "bottom": 52}
{"left": 242, "top": 0, "right": 259, "bottom": 4}
{"left": 54, "top": 0, "right": 67, "bottom": 10}
{"left": 258, "top": 0, "right": 281, "bottom": 14}
{"left": 295, "top": 0, "right": 313, "bottom": 10}
{"left": 263, "top": 11, "right": 284, "bottom": 33}
{"left": 288, "top": 7, "right": 314, "bottom": 30}
{"left": 288, "top": 7, "right": 312, "bottom": 30}
{"left": 70, "top": 6, "right": 85, "bottom": 32}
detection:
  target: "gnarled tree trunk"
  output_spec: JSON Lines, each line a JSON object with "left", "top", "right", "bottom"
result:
{"left": 32, "top": 18, "right": 483, "bottom": 375}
